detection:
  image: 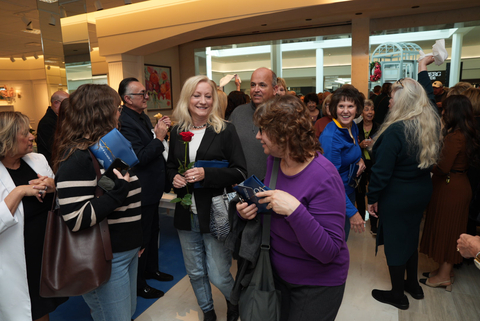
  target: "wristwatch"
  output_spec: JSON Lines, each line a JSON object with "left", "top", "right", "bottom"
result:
{"left": 475, "top": 251, "right": 480, "bottom": 270}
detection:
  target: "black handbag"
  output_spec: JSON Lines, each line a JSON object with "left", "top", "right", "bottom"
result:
{"left": 40, "top": 151, "right": 113, "bottom": 297}
{"left": 239, "top": 158, "right": 281, "bottom": 321}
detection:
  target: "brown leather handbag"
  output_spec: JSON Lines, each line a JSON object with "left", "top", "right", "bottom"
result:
{"left": 40, "top": 151, "right": 113, "bottom": 298}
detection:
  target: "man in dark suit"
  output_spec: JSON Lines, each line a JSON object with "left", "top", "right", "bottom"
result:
{"left": 118, "top": 78, "right": 173, "bottom": 299}
{"left": 36, "top": 91, "right": 69, "bottom": 165}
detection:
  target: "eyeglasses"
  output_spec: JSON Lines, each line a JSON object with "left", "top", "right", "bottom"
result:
{"left": 128, "top": 91, "right": 148, "bottom": 99}
{"left": 258, "top": 126, "right": 263, "bottom": 134}
{"left": 396, "top": 78, "right": 405, "bottom": 88}
{"left": 118, "top": 105, "right": 123, "bottom": 113}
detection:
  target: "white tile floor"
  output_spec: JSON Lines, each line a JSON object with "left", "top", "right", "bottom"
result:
{"left": 136, "top": 220, "right": 480, "bottom": 321}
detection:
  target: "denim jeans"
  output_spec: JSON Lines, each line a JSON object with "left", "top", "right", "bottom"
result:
{"left": 177, "top": 214, "right": 234, "bottom": 312}
{"left": 345, "top": 192, "right": 356, "bottom": 241}
{"left": 83, "top": 247, "right": 139, "bottom": 321}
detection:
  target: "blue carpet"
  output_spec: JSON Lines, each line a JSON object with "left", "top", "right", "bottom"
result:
{"left": 50, "top": 211, "right": 186, "bottom": 321}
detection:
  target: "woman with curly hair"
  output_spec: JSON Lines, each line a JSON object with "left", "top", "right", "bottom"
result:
{"left": 237, "top": 95, "right": 349, "bottom": 321}
{"left": 320, "top": 85, "right": 366, "bottom": 240}
{"left": 420, "top": 95, "right": 480, "bottom": 291}
{"left": 367, "top": 76, "right": 441, "bottom": 310}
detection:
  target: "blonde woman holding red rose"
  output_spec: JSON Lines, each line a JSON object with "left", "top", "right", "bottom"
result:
{"left": 166, "top": 75, "right": 247, "bottom": 321}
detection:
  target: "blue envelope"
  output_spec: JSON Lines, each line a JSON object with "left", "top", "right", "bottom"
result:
{"left": 193, "top": 160, "right": 229, "bottom": 188}
{"left": 89, "top": 128, "right": 139, "bottom": 169}
{"left": 233, "top": 175, "right": 272, "bottom": 213}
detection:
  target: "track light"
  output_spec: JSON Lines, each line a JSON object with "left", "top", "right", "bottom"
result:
{"left": 34, "top": 53, "right": 39, "bottom": 59}
{"left": 10, "top": 57, "right": 15, "bottom": 63}
{"left": 21, "top": 15, "right": 33, "bottom": 30}
{"left": 124, "top": 0, "right": 132, "bottom": 4}
{"left": 94, "top": 0, "right": 103, "bottom": 10}
{"left": 60, "top": 7, "right": 67, "bottom": 18}
{"left": 22, "top": 55, "right": 27, "bottom": 61}
{"left": 49, "top": 14, "right": 56, "bottom": 26}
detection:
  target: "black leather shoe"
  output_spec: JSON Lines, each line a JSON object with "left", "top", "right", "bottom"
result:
{"left": 372, "top": 289, "right": 409, "bottom": 310}
{"left": 226, "top": 300, "right": 239, "bottom": 321}
{"left": 137, "top": 285, "right": 164, "bottom": 299}
{"left": 145, "top": 271, "right": 174, "bottom": 282}
{"left": 203, "top": 309, "right": 217, "bottom": 321}
{"left": 404, "top": 281, "right": 424, "bottom": 299}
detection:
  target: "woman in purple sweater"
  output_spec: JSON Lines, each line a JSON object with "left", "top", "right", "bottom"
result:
{"left": 237, "top": 95, "right": 349, "bottom": 321}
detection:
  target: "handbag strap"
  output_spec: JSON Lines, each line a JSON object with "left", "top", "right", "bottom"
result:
{"left": 88, "top": 149, "right": 105, "bottom": 198}
{"left": 88, "top": 150, "right": 113, "bottom": 260}
{"left": 261, "top": 157, "right": 280, "bottom": 249}
{"left": 49, "top": 150, "right": 104, "bottom": 211}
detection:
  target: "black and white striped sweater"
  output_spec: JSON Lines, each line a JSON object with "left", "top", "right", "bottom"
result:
{"left": 55, "top": 149, "right": 142, "bottom": 253}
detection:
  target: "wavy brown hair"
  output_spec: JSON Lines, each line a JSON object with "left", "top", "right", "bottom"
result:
{"left": 253, "top": 95, "right": 322, "bottom": 163}
{"left": 329, "top": 85, "right": 364, "bottom": 118}
{"left": 442, "top": 95, "right": 480, "bottom": 167}
{"left": 52, "top": 84, "right": 121, "bottom": 172}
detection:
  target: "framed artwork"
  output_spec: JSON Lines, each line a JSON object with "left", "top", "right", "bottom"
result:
{"left": 144, "top": 64, "right": 173, "bottom": 110}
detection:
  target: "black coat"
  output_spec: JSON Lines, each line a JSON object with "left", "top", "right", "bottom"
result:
{"left": 36, "top": 107, "right": 57, "bottom": 165}
{"left": 119, "top": 106, "right": 167, "bottom": 206}
{"left": 166, "top": 123, "right": 247, "bottom": 233}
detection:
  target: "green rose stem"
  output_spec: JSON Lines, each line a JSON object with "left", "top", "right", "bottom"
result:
{"left": 171, "top": 131, "right": 195, "bottom": 212}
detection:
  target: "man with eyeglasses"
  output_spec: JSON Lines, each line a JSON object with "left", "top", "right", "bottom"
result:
{"left": 229, "top": 67, "right": 278, "bottom": 180}
{"left": 118, "top": 77, "right": 173, "bottom": 299}
{"left": 37, "top": 90, "right": 69, "bottom": 165}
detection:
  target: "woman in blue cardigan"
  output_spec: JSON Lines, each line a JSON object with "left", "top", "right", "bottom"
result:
{"left": 320, "top": 85, "right": 366, "bottom": 240}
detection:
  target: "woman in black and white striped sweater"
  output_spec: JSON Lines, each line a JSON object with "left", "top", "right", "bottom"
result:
{"left": 52, "top": 84, "right": 142, "bottom": 321}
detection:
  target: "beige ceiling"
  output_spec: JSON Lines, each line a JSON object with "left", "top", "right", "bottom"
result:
{"left": 0, "top": 0, "right": 148, "bottom": 58}
{"left": 0, "top": 0, "right": 479, "bottom": 60}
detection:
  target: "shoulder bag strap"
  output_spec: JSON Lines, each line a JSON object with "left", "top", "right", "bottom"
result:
{"left": 261, "top": 157, "right": 280, "bottom": 249}
{"left": 88, "top": 149, "right": 113, "bottom": 260}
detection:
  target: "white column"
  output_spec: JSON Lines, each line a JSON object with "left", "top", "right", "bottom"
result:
{"left": 449, "top": 24, "right": 464, "bottom": 87}
{"left": 316, "top": 46, "right": 324, "bottom": 93}
{"left": 206, "top": 47, "right": 212, "bottom": 80}
{"left": 105, "top": 54, "right": 144, "bottom": 91}
{"left": 351, "top": 17, "right": 370, "bottom": 96}
{"left": 271, "top": 41, "right": 282, "bottom": 78}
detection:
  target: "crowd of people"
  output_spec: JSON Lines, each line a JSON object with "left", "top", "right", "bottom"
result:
{"left": 1, "top": 55, "right": 480, "bottom": 321}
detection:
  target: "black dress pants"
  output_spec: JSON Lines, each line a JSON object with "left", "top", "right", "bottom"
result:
{"left": 137, "top": 202, "right": 160, "bottom": 289}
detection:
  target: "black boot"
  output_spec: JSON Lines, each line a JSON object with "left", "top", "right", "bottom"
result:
{"left": 203, "top": 309, "right": 217, "bottom": 321}
{"left": 226, "top": 300, "right": 239, "bottom": 321}
{"left": 372, "top": 265, "right": 409, "bottom": 310}
{"left": 404, "top": 250, "right": 424, "bottom": 299}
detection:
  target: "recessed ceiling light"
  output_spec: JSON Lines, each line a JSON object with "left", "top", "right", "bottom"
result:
{"left": 10, "top": 57, "right": 15, "bottom": 62}
{"left": 306, "top": 18, "right": 312, "bottom": 21}
{"left": 22, "top": 29, "right": 41, "bottom": 35}
{"left": 261, "top": 24, "right": 267, "bottom": 27}
{"left": 355, "top": 12, "right": 362, "bottom": 15}
{"left": 22, "top": 55, "right": 27, "bottom": 61}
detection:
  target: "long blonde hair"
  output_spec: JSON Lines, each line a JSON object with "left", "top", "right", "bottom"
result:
{"left": 374, "top": 78, "right": 441, "bottom": 169}
{"left": 173, "top": 75, "right": 226, "bottom": 134}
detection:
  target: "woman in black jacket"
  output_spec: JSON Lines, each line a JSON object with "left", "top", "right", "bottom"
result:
{"left": 355, "top": 99, "right": 379, "bottom": 234}
{"left": 167, "top": 75, "right": 247, "bottom": 321}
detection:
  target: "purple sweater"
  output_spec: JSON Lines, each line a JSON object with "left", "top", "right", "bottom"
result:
{"left": 265, "top": 153, "right": 349, "bottom": 286}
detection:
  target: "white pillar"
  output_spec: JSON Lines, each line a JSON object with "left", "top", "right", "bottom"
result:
{"left": 206, "top": 47, "right": 212, "bottom": 80}
{"left": 271, "top": 41, "right": 282, "bottom": 78}
{"left": 105, "top": 54, "right": 144, "bottom": 91}
{"left": 316, "top": 47, "right": 324, "bottom": 93}
{"left": 449, "top": 29, "right": 463, "bottom": 87}
{"left": 351, "top": 17, "right": 370, "bottom": 96}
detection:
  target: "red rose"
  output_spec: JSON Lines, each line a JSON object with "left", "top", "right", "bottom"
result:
{"left": 180, "top": 131, "right": 194, "bottom": 142}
